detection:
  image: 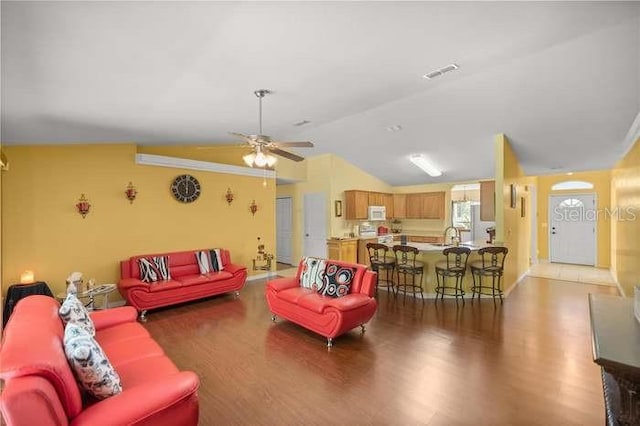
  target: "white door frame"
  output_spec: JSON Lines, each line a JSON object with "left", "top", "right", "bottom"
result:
{"left": 529, "top": 185, "right": 538, "bottom": 264}
{"left": 275, "top": 196, "right": 293, "bottom": 265}
{"left": 548, "top": 192, "right": 597, "bottom": 266}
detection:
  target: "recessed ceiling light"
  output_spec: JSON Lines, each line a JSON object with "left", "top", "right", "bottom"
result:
{"left": 423, "top": 63, "right": 459, "bottom": 80}
{"left": 409, "top": 154, "right": 442, "bottom": 177}
{"left": 385, "top": 125, "right": 402, "bottom": 132}
{"left": 293, "top": 120, "right": 311, "bottom": 127}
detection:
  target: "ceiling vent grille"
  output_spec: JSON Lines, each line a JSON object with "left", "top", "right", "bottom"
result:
{"left": 423, "top": 63, "right": 459, "bottom": 80}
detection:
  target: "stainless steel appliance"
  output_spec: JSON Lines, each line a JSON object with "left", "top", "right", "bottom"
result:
{"left": 368, "top": 205, "right": 386, "bottom": 221}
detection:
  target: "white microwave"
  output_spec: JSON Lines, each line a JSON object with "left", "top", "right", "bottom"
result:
{"left": 368, "top": 205, "right": 386, "bottom": 221}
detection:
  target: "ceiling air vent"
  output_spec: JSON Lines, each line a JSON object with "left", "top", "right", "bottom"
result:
{"left": 423, "top": 63, "right": 459, "bottom": 80}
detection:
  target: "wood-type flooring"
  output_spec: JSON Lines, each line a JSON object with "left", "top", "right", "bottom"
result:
{"left": 143, "top": 276, "right": 618, "bottom": 425}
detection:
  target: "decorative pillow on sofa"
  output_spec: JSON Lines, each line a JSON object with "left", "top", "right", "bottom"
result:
{"left": 63, "top": 322, "right": 122, "bottom": 400}
{"left": 317, "top": 262, "right": 356, "bottom": 298}
{"left": 59, "top": 293, "right": 95, "bottom": 336}
{"left": 195, "top": 249, "right": 224, "bottom": 274}
{"left": 300, "top": 257, "right": 326, "bottom": 290}
{"left": 138, "top": 256, "right": 171, "bottom": 283}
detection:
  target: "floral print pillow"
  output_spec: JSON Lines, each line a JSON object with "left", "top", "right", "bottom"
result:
{"left": 64, "top": 323, "right": 122, "bottom": 400}
{"left": 59, "top": 293, "right": 95, "bottom": 336}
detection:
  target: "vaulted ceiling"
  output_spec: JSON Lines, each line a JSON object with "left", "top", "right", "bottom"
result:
{"left": 2, "top": 1, "right": 639, "bottom": 185}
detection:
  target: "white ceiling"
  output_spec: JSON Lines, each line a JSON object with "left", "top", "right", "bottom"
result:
{"left": 2, "top": 1, "right": 639, "bottom": 186}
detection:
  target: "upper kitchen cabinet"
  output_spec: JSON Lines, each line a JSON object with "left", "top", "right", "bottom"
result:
{"left": 392, "top": 194, "right": 406, "bottom": 219}
{"left": 344, "top": 190, "right": 369, "bottom": 220}
{"left": 405, "top": 193, "right": 423, "bottom": 218}
{"left": 480, "top": 181, "right": 495, "bottom": 221}
{"left": 368, "top": 192, "right": 385, "bottom": 206}
{"left": 383, "top": 193, "right": 394, "bottom": 218}
{"left": 421, "top": 191, "right": 445, "bottom": 219}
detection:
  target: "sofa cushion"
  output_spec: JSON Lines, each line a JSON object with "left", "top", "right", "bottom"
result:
{"left": 300, "top": 257, "right": 326, "bottom": 289}
{"left": 63, "top": 323, "right": 122, "bottom": 400}
{"left": 115, "top": 355, "right": 180, "bottom": 390}
{"left": 137, "top": 257, "right": 172, "bottom": 283}
{"left": 278, "top": 287, "right": 315, "bottom": 304}
{"left": 148, "top": 280, "right": 183, "bottom": 293}
{"left": 325, "top": 293, "right": 373, "bottom": 311}
{"left": 179, "top": 271, "right": 234, "bottom": 287}
{"left": 59, "top": 293, "right": 95, "bottom": 336}
{"left": 297, "top": 293, "right": 333, "bottom": 314}
{"left": 318, "top": 263, "right": 357, "bottom": 298}
{"left": 195, "top": 249, "right": 224, "bottom": 274}
{"left": 95, "top": 322, "right": 150, "bottom": 345}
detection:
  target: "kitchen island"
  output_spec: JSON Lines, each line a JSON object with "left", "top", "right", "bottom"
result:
{"left": 368, "top": 240, "right": 497, "bottom": 296}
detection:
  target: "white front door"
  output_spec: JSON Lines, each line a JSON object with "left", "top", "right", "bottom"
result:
{"left": 276, "top": 197, "right": 293, "bottom": 265}
{"left": 548, "top": 194, "right": 596, "bottom": 266}
{"left": 303, "top": 193, "right": 327, "bottom": 258}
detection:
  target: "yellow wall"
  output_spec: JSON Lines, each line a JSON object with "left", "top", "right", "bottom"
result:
{"left": 536, "top": 170, "right": 611, "bottom": 268}
{"left": 2, "top": 144, "right": 275, "bottom": 297}
{"left": 495, "top": 134, "right": 532, "bottom": 292}
{"left": 611, "top": 137, "right": 640, "bottom": 297}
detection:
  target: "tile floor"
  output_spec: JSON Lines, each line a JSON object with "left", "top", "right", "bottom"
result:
{"left": 527, "top": 262, "right": 616, "bottom": 287}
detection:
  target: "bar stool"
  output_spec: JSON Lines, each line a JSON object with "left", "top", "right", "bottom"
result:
{"left": 434, "top": 246, "right": 471, "bottom": 302}
{"left": 392, "top": 245, "right": 425, "bottom": 302}
{"left": 470, "top": 246, "right": 508, "bottom": 302}
{"left": 366, "top": 242, "right": 396, "bottom": 296}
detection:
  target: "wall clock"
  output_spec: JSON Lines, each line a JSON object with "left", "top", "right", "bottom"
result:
{"left": 171, "top": 174, "right": 201, "bottom": 203}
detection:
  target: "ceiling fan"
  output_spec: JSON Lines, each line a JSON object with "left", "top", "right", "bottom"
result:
{"left": 230, "top": 89, "right": 314, "bottom": 167}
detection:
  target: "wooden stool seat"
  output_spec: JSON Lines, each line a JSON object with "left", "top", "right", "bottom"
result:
{"left": 434, "top": 247, "right": 470, "bottom": 302}
{"left": 470, "top": 246, "right": 508, "bottom": 302}
{"left": 393, "top": 245, "right": 425, "bottom": 302}
{"left": 367, "top": 243, "right": 396, "bottom": 296}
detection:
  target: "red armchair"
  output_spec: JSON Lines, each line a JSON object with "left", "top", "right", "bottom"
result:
{"left": 0, "top": 296, "right": 199, "bottom": 426}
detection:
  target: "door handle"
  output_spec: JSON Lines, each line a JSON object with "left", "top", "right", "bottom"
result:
{"left": 551, "top": 232, "right": 556, "bottom": 235}
{"left": 305, "top": 234, "right": 309, "bottom": 237}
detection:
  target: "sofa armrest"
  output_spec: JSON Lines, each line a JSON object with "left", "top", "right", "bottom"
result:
{"left": 118, "top": 278, "right": 147, "bottom": 291}
{"left": 223, "top": 262, "right": 246, "bottom": 275}
{"left": 359, "top": 270, "right": 376, "bottom": 297}
{"left": 70, "top": 371, "right": 199, "bottom": 426}
{"left": 266, "top": 277, "right": 299, "bottom": 292}
{"left": 89, "top": 306, "right": 138, "bottom": 330}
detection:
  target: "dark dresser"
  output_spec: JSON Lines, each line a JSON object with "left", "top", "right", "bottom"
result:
{"left": 589, "top": 294, "right": 640, "bottom": 425}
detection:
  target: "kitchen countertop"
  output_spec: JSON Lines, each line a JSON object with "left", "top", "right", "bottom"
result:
{"left": 381, "top": 239, "right": 495, "bottom": 252}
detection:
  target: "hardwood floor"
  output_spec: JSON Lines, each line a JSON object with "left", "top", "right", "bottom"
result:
{"left": 143, "top": 276, "right": 618, "bottom": 425}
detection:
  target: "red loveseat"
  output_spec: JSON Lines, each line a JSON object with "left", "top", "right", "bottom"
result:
{"left": 265, "top": 258, "right": 378, "bottom": 347}
{"left": 119, "top": 249, "right": 247, "bottom": 320}
{"left": 0, "top": 295, "right": 199, "bottom": 426}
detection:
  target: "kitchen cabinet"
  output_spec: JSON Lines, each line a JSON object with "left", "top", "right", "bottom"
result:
{"left": 421, "top": 191, "right": 445, "bottom": 219}
{"left": 393, "top": 194, "right": 406, "bottom": 218}
{"left": 405, "top": 193, "right": 423, "bottom": 218}
{"left": 357, "top": 238, "right": 377, "bottom": 266}
{"left": 480, "top": 181, "right": 495, "bottom": 221}
{"left": 368, "top": 192, "right": 385, "bottom": 207}
{"left": 408, "top": 235, "right": 443, "bottom": 243}
{"left": 344, "top": 190, "right": 369, "bottom": 220}
{"left": 383, "top": 193, "right": 394, "bottom": 218}
{"left": 326, "top": 239, "right": 358, "bottom": 263}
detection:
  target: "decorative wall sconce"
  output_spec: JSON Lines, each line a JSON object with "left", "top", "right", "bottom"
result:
{"left": 76, "top": 193, "right": 91, "bottom": 218}
{"left": 249, "top": 200, "right": 258, "bottom": 216}
{"left": 125, "top": 182, "right": 137, "bottom": 204}
{"left": 225, "top": 188, "right": 234, "bottom": 205}
{"left": 20, "top": 270, "right": 35, "bottom": 284}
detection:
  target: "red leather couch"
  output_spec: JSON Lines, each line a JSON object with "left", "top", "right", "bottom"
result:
{"left": 119, "top": 249, "right": 247, "bottom": 319}
{"left": 0, "top": 295, "right": 199, "bottom": 426}
{"left": 265, "top": 259, "right": 378, "bottom": 347}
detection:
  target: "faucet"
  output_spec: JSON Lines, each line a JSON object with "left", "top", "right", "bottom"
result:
{"left": 443, "top": 226, "right": 460, "bottom": 246}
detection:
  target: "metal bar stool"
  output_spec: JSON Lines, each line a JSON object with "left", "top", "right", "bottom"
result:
{"left": 435, "top": 246, "right": 471, "bottom": 302}
{"left": 470, "top": 246, "right": 508, "bottom": 303}
{"left": 367, "top": 242, "right": 396, "bottom": 296}
{"left": 392, "top": 245, "right": 425, "bottom": 302}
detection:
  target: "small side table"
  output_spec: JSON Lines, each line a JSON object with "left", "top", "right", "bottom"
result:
{"left": 81, "top": 284, "right": 117, "bottom": 310}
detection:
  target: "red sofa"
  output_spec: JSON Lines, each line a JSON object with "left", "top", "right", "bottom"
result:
{"left": 119, "top": 249, "right": 247, "bottom": 320}
{"left": 0, "top": 295, "right": 199, "bottom": 426}
{"left": 265, "top": 259, "right": 378, "bottom": 347}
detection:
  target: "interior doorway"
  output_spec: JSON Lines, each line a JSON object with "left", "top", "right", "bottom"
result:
{"left": 303, "top": 193, "right": 327, "bottom": 258}
{"left": 548, "top": 193, "right": 596, "bottom": 266}
{"left": 276, "top": 197, "right": 293, "bottom": 265}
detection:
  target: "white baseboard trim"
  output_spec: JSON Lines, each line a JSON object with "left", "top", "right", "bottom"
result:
{"left": 247, "top": 272, "right": 278, "bottom": 282}
{"left": 610, "top": 268, "right": 626, "bottom": 297}
{"left": 504, "top": 271, "right": 528, "bottom": 298}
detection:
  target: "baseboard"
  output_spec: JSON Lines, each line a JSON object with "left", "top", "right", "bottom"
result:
{"left": 610, "top": 268, "right": 626, "bottom": 297}
{"left": 247, "top": 272, "right": 278, "bottom": 282}
{"left": 504, "top": 271, "right": 528, "bottom": 298}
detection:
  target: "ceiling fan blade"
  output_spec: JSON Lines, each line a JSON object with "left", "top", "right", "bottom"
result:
{"left": 229, "top": 132, "right": 250, "bottom": 139}
{"left": 269, "top": 147, "right": 306, "bottom": 162}
{"left": 271, "top": 141, "right": 314, "bottom": 148}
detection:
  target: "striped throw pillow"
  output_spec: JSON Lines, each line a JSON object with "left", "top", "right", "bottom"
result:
{"left": 195, "top": 249, "right": 224, "bottom": 274}
{"left": 137, "top": 256, "right": 171, "bottom": 283}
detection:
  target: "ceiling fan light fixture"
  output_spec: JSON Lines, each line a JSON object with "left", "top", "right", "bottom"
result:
{"left": 243, "top": 152, "right": 256, "bottom": 167}
{"left": 266, "top": 155, "right": 277, "bottom": 168}
{"left": 409, "top": 154, "right": 442, "bottom": 177}
{"left": 254, "top": 151, "right": 268, "bottom": 167}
